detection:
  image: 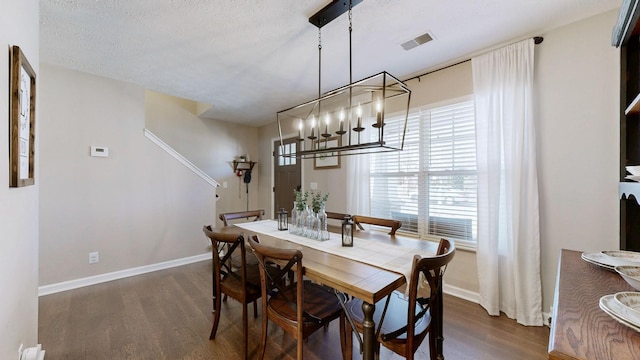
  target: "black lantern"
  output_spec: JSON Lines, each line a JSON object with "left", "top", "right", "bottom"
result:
{"left": 278, "top": 208, "right": 288, "bottom": 231}
{"left": 342, "top": 215, "right": 353, "bottom": 247}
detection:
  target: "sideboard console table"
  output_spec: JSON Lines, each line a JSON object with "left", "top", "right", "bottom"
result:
{"left": 548, "top": 249, "right": 640, "bottom": 359}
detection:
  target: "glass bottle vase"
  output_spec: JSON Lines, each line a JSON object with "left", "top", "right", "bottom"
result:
{"left": 318, "top": 205, "right": 330, "bottom": 241}
{"left": 303, "top": 204, "right": 313, "bottom": 237}
{"left": 290, "top": 201, "right": 298, "bottom": 235}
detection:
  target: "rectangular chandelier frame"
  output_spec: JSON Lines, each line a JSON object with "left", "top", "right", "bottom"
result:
{"left": 277, "top": 71, "right": 411, "bottom": 159}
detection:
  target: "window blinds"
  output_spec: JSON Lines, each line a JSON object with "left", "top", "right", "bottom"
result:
{"left": 370, "top": 99, "right": 477, "bottom": 242}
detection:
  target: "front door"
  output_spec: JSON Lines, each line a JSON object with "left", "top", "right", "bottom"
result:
{"left": 274, "top": 137, "right": 301, "bottom": 216}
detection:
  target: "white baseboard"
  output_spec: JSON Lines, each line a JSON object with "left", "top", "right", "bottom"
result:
{"left": 39, "top": 255, "right": 489, "bottom": 309}
{"left": 543, "top": 311, "right": 552, "bottom": 327}
{"left": 443, "top": 284, "right": 551, "bottom": 327}
{"left": 443, "top": 283, "right": 480, "bottom": 304}
{"left": 38, "top": 253, "right": 212, "bottom": 296}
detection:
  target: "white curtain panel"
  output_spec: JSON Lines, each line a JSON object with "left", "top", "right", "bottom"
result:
{"left": 346, "top": 103, "right": 372, "bottom": 217}
{"left": 346, "top": 146, "right": 371, "bottom": 217}
{"left": 472, "top": 38, "right": 543, "bottom": 326}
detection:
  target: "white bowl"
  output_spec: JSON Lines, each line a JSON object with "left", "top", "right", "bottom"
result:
{"left": 627, "top": 166, "right": 640, "bottom": 176}
{"left": 616, "top": 265, "right": 640, "bottom": 291}
{"left": 614, "top": 292, "right": 640, "bottom": 326}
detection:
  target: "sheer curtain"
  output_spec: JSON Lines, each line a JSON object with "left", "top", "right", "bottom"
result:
{"left": 472, "top": 38, "right": 542, "bottom": 326}
{"left": 346, "top": 152, "right": 370, "bottom": 216}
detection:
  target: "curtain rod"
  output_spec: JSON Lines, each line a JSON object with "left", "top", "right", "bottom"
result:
{"left": 403, "top": 36, "right": 543, "bottom": 83}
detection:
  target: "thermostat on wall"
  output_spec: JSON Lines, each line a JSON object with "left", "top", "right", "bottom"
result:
{"left": 90, "top": 146, "right": 109, "bottom": 157}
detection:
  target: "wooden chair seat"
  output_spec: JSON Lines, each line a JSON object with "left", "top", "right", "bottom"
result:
{"left": 345, "top": 291, "right": 430, "bottom": 342}
{"left": 268, "top": 280, "right": 344, "bottom": 331}
{"left": 219, "top": 264, "right": 262, "bottom": 301}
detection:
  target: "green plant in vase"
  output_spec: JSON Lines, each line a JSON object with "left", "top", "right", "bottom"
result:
{"left": 311, "top": 191, "right": 330, "bottom": 213}
{"left": 294, "top": 189, "right": 309, "bottom": 211}
{"left": 310, "top": 191, "right": 330, "bottom": 241}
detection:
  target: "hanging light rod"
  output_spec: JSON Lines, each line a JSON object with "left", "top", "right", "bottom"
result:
{"left": 278, "top": 0, "right": 411, "bottom": 159}
{"left": 309, "top": 0, "right": 363, "bottom": 28}
{"left": 403, "top": 36, "right": 544, "bottom": 83}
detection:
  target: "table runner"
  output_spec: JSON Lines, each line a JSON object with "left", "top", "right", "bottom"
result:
{"left": 235, "top": 220, "right": 435, "bottom": 293}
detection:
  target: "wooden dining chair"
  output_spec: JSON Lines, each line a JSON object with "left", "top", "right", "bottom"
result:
{"left": 343, "top": 239, "right": 455, "bottom": 360}
{"left": 325, "top": 211, "right": 351, "bottom": 227}
{"left": 219, "top": 209, "right": 265, "bottom": 226}
{"left": 326, "top": 211, "right": 350, "bottom": 220}
{"left": 202, "top": 225, "right": 263, "bottom": 360}
{"left": 218, "top": 210, "right": 264, "bottom": 268}
{"left": 247, "top": 235, "right": 347, "bottom": 360}
{"left": 351, "top": 215, "right": 403, "bottom": 235}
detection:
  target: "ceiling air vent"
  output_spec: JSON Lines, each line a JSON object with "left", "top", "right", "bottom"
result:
{"left": 401, "top": 31, "right": 434, "bottom": 51}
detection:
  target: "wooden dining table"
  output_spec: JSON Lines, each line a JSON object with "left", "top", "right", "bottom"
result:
{"left": 549, "top": 249, "right": 640, "bottom": 359}
{"left": 218, "top": 220, "right": 440, "bottom": 360}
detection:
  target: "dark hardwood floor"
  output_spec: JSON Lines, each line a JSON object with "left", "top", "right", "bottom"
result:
{"left": 39, "top": 260, "right": 550, "bottom": 359}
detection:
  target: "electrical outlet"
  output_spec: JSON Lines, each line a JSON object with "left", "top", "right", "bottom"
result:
{"left": 89, "top": 251, "right": 99, "bottom": 264}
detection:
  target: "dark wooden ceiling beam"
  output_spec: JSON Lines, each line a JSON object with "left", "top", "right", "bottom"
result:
{"left": 309, "top": 0, "right": 364, "bottom": 28}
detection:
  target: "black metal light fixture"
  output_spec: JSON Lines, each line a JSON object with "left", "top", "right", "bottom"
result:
{"left": 277, "top": 0, "right": 411, "bottom": 159}
{"left": 232, "top": 159, "right": 256, "bottom": 173}
{"left": 342, "top": 215, "right": 353, "bottom": 247}
{"left": 231, "top": 156, "right": 257, "bottom": 211}
{"left": 278, "top": 208, "right": 288, "bottom": 231}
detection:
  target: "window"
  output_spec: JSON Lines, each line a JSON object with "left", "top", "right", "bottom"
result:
{"left": 278, "top": 141, "right": 297, "bottom": 166}
{"left": 369, "top": 98, "right": 477, "bottom": 246}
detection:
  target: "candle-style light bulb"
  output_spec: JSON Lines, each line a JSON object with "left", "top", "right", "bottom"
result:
{"left": 310, "top": 116, "right": 316, "bottom": 138}
{"left": 298, "top": 119, "right": 303, "bottom": 139}
{"left": 356, "top": 104, "right": 362, "bottom": 128}
{"left": 339, "top": 109, "right": 345, "bottom": 132}
{"left": 375, "top": 100, "right": 383, "bottom": 127}
{"left": 322, "top": 113, "right": 331, "bottom": 137}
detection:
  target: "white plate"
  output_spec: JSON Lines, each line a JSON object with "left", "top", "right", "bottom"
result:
{"left": 600, "top": 294, "right": 640, "bottom": 332}
{"left": 625, "top": 175, "right": 640, "bottom": 182}
{"left": 582, "top": 251, "right": 640, "bottom": 270}
{"left": 615, "top": 266, "right": 640, "bottom": 291}
{"left": 615, "top": 292, "right": 640, "bottom": 325}
{"left": 581, "top": 252, "right": 615, "bottom": 270}
{"left": 602, "top": 250, "right": 640, "bottom": 263}
{"left": 627, "top": 166, "right": 640, "bottom": 176}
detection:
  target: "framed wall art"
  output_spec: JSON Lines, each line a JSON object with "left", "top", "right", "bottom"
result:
{"left": 9, "top": 45, "right": 36, "bottom": 187}
{"left": 313, "top": 136, "right": 341, "bottom": 170}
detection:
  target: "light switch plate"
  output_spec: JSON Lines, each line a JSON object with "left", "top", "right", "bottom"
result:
{"left": 310, "top": 182, "right": 318, "bottom": 190}
{"left": 90, "top": 146, "right": 109, "bottom": 157}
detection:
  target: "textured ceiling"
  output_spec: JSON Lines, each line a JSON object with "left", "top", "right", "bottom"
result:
{"left": 40, "top": 0, "right": 620, "bottom": 126}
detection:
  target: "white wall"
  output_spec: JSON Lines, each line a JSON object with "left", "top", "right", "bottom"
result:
{"left": 145, "top": 91, "right": 260, "bottom": 222}
{"left": 0, "top": 0, "right": 40, "bottom": 357}
{"left": 39, "top": 65, "right": 216, "bottom": 285}
{"left": 258, "top": 10, "right": 621, "bottom": 313}
{"left": 536, "top": 10, "right": 619, "bottom": 310}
